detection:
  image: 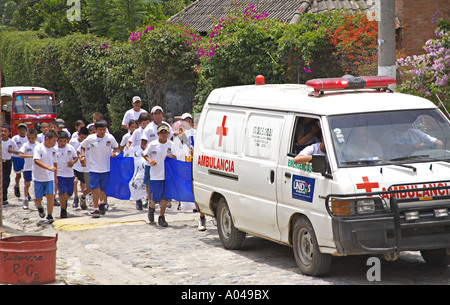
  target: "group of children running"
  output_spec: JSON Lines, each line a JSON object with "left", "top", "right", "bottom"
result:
{"left": 1, "top": 96, "right": 205, "bottom": 230}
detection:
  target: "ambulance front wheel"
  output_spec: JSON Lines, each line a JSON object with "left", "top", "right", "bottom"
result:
{"left": 216, "top": 198, "right": 246, "bottom": 250}
{"left": 293, "top": 216, "right": 332, "bottom": 276}
{"left": 420, "top": 249, "right": 450, "bottom": 266}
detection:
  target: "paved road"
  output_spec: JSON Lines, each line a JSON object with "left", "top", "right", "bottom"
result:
{"left": 1, "top": 177, "right": 449, "bottom": 287}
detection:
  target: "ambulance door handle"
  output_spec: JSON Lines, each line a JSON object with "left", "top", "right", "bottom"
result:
{"left": 270, "top": 170, "right": 275, "bottom": 184}
{"left": 284, "top": 172, "right": 291, "bottom": 178}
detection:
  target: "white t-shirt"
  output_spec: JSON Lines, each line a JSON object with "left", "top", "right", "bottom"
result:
{"left": 141, "top": 122, "right": 173, "bottom": 165}
{"left": 20, "top": 141, "right": 38, "bottom": 171}
{"left": 37, "top": 133, "right": 45, "bottom": 143}
{"left": 128, "top": 126, "right": 144, "bottom": 148}
{"left": 56, "top": 144, "right": 77, "bottom": 178}
{"left": 120, "top": 132, "right": 132, "bottom": 147}
{"left": 2, "top": 138, "right": 19, "bottom": 160}
{"left": 143, "top": 139, "right": 174, "bottom": 180}
{"left": 12, "top": 134, "right": 27, "bottom": 157}
{"left": 33, "top": 143, "right": 57, "bottom": 182}
{"left": 69, "top": 138, "right": 88, "bottom": 173}
{"left": 299, "top": 142, "right": 326, "bottom": 156}
{"left": 122, "top": 108, "right": 147, "bottom": 127}
{"left": 80, "top": 133, "right": 118, "bottom": 173}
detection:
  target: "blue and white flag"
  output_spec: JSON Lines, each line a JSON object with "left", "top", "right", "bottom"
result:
{"left": 105, "top": 151, "right": 194, "bottom": 202}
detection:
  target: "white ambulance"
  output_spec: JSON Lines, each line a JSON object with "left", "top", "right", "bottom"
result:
{"left": 192, "top": 75, "right": 450, "bottom": 276}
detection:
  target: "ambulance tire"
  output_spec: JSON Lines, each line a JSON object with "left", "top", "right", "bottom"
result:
{"left": 216, "top": 198, "right": 246, "bottom": 250}
{"left": 420, "top": 249, "right": 450, "bottom": 266}
{"left": 292, "top": 216, "right": 332, "bottom": 276}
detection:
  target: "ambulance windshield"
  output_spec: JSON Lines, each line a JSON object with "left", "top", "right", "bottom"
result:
{"left": 329, "top": 109, "right": 450, "bottom": 167}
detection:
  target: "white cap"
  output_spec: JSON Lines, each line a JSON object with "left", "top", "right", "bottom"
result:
{"left": 151, "top": 106, "right": 164, "bottom": 114}
{"left": 132, "top": 96, "right": 141, "bottom": 103}
{"left": 181, "top": 113, "right": 192, "bottom": 120}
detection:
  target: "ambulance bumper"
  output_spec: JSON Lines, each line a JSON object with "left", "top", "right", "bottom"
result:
{"left": 326, "top": 182, "right": 450, "bottom": 255}
{"left": 332, "top": 214, "right": 450, "bottom": 255}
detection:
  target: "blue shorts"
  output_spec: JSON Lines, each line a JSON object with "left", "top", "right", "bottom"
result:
{"left": 12, "top": 157, "right": 24, "bottom": 172}
{"left": 57, "top": 176, "right": 74, "bottom": 196}
{"left": 23, "top": 171, "right": 32, "bottom": 182}
{"left": 149, "top": 180, "right": 168, "bottom": 203}
{"left": 144, "top": 165, "right": 151, "bottom": 185}
{"left": 34, "top": 181, "right": 54, "bottom": 199}
{"left": 89, "top": 172, "right": 110, "bottom": 192}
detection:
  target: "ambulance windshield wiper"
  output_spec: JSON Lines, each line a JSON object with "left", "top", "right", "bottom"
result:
{"left": 389, "top": 155, "right": 429, "bottom": 162}
{"left": 341, "top": 158, "right": 417, "bottom": 172}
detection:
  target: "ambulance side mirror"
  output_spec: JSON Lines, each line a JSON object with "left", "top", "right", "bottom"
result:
{"left": 311, "top": 154, "right": 331, "bottom": 178}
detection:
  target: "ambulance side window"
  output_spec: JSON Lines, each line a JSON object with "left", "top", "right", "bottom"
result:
{"left": 291, "top": 116, "right": 321, "bottom": 155}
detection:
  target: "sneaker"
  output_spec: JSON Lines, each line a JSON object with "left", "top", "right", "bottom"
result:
{"left": 167, "top": 201, "right": 172, "bottom": 209}
{"left": 72, "top": 196, "right": 79, "bottom": 208}
{"left": 38, "top": 207, "right": 45, "bottom": 218}
{"left": 198, "top": 216, "right": 206, "bottom": 231}
{"left": 3, "top": 200, "right": 9, "bottom": 206}
{"left": 91, "top": 209, "right": 100, "bottom": 218}
{"left": 46, "top": 214, "right": 54, "bottom": 224}
{"left": 14, "top": 185, "right": 20, "bottom": 198}
{"left": 23, "top": 199, "right": 29, "bottom": 210}
{"left": 28, "top": 194, "right": 32, "bottom": 201}
{"left": 148, "top": 207, "right": 155, "bottom": 223}
{"left": 143, "top": 199, "right": 148, "bottom": 209}
{"left": 158, "top": 216, "right": 168, "bottom": 227}
{"left": 136, "top": 199, "right": 143, "bottom": 210}
{"left": 54, "top": 198, "right": 60, "bottom": 206}
{"left": 80, "top": 196, "right": 87, "bottom": 210}
{"left": 99, "top": 203, "right": 106, "bottom": 215}
{"left": 60, "top": 209, "right": 67, "bottom": 219}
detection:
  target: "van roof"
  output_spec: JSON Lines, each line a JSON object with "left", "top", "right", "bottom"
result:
{"left": 206, "top": 84, "right": 437, "bottom": 116}
{"left": 1, "top": 86, "right": 49, "bottom": 97}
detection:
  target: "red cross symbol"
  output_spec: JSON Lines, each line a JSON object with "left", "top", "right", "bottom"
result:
{"left": 216, "top": 116, "right": 228, "bottom": 147}
{"left": 356, "top": 176, "right": 379, "bottom": 196}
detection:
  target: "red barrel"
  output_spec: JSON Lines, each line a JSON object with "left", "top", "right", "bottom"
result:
{"left": 0, "top": 234, "right": 57, "bottom": 284}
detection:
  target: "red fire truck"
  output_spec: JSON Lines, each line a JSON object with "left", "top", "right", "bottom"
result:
{"left": 1, "top": 87, "right": 59, "bottom": 136}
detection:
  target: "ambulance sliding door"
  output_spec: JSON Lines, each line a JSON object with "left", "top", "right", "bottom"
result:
{"left": 238, "top": 111, "right": 285, "bottom": 240}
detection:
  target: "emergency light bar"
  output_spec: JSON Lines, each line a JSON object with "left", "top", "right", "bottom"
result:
{"left": 306, "top": 76, "right": 396, "bottom": 95}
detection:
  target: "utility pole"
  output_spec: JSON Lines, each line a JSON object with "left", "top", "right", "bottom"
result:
{"left": 377, "top": 0, "right": 396, "bottom": 89}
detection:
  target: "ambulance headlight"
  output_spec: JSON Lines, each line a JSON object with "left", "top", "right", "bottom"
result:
{"left": 356, "top": 199, "right": 376, "bottom": 214}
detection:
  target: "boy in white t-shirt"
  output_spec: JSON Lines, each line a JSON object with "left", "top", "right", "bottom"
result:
{"left": 37, "top": 122, "right": 49, "bottom": 143}
{"left": 2, "top": 124, "right": 19, "bottom": 206}
{"left": 56, "top": 131, "right": 78, "bottom": 219}
{"left": 80, "top": 120, "right": 119, "bottom": 218}
{"left": 120, "top": 119, "right": 138, "bottom": 156}
{"left": 141, "top": 106, "right": 173, "bottom": 207}
{"left": 19, "top": 128, "right": 38, "bottom": 210}
{"left": 69, "top": 126, "right": 90, "bottom": 210}
{"left": 12, "top": 123, "right": 28, "bottom": 198}
{"left": 33, "top": 130, "right": 58, "bottom": 224}
{"left": 143, "top": 123, "right": 176, "bottom": 227}
{"left": 121, "top": 96, "right": 148, "bottom": 131}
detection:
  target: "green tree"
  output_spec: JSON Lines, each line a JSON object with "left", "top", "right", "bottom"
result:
{"left": 10, "top": 0, "right": 88, "bottom": 37}
{"left": 110, "top": 0, "right": 146, "bottom": 41}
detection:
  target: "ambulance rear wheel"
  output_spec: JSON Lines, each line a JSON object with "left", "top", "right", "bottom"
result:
{"left": 216, "top": 198, "right": 246, "bottom": 250}
{"left": 292, "top": 216, "right": 331, "bottom": 276}
{"left": 420, "top": 249, "right": 450, "bottom": 266}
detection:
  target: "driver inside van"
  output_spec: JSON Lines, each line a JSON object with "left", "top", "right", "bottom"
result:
{"left": 393, "top": 123, "right": 444, "bottom": 157}
{"left": 293, "top": 133, "right": 326, "bottom": 165}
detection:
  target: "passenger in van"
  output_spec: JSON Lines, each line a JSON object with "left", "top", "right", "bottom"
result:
{"left": 341, "top": 126, "right": 384, "bottom": 162}
{"left": 295, "top": 117, "right": 321, "bottom": 154}
{"left": 293, "top": 133, "right": 326, "bottom": 165}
